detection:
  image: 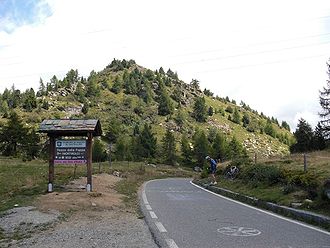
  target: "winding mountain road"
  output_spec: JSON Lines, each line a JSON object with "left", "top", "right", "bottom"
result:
{"left": 140, "top": 178, "right": 330, "bottom": 248}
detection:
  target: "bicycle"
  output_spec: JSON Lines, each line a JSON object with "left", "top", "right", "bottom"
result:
{"left": 225, "top": 166, "right": 239, "bottom": 180}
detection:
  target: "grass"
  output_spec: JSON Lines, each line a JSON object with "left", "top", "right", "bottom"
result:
{"left": 0, "top": 157, "right": 196, "bottom": 213}
{"left": 0, "top": 157, "right": 109, "bottom": 212}
{"left": 204, "top": 149, "right": 330, "bottom": 217}
{"left": 258, "top": 149, "right": 330, "bottom": 180}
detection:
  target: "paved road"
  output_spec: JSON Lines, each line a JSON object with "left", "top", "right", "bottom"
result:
{"left": 140, "top": 178, "right": 330, "bottom": 248}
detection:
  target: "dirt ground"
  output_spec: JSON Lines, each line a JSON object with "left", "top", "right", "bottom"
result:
{"left": 0, "top": 174, "right": 158, "bottom": 248}
{"left": 35, "top": 173, "right": 124, "bottom": 213}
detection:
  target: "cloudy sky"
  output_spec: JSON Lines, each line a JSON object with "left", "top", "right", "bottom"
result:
{"left": 1, "top": 0, "right": 330, "bottom": 130}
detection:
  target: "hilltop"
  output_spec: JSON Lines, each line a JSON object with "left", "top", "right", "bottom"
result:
{"left": 0, "top": 59, "right": 294, "bottom": 162}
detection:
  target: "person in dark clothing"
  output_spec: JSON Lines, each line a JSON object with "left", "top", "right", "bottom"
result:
{"left": 205, "top": 156, "right": 217, "bottom": 185}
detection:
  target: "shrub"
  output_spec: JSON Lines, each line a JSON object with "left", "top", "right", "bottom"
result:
{"left": 225, "top": 106, "right": 233, "bottom": 113}
{"left": 201, "top": 165, "right": 209, "bottom": 179}
{"left": 240, "top": 164, "right": 284, "bottom": 186}
{"left": 284, "top": 170, "right": 319, "bottom": 189}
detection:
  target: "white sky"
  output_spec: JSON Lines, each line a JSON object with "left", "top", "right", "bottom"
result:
{"left": 1, "top": 0, "right": 330, "bottom": 131}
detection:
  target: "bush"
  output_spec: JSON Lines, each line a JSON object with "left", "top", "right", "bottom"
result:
{"left": 240, "top": 164, "right": 284, "bottom": 186}
{"left": 225, "top": 106, "right": 233, "bottom": 113}
{"left": 283, "top": 170, "right": 319, "bottom": 189}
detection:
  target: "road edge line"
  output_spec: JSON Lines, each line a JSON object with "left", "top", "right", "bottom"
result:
{"left": 190, "top": 180, "right": 330, "bottom": 236}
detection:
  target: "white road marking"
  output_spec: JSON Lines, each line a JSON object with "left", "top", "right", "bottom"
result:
{"left": 149, "top": 211, "right": 158, "bottom": 219}
{"left": 142, "top": 190, "right": 149, "bottom": 205}
{"left": 217, "top": 226, "right": 261, "bottom": 236}
{"left": 165, "top": 239, "right": 179, "bottom": 248}
{"left": 190, "top": 181, "right": 330, "bottom": 236}
{"left": 155, "top": 222, "right": 167, "bottom": 233}
{"left": 145, "top": 204, "right": 152, "bottom": 210}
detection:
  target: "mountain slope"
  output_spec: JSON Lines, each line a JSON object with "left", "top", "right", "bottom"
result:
{"left": 0, "top": 59, "right": 294, "bottom": 159}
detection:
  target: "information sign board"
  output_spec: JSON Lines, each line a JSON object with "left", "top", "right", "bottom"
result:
{"left": 54, "top": 140, "right": 87, "bottom": 164}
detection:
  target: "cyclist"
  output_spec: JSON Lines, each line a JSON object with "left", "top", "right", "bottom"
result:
{"left": 205, "top": 156, "right": 217, "bottom": 185}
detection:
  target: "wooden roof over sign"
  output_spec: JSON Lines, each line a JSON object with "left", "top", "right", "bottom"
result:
{"left": 39, "top": 119, "right": 102, "bottom": 136}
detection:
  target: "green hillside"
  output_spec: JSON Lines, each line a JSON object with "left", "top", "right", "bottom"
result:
{"left": 0, "top": 59, "right": 294, "bottom": 164}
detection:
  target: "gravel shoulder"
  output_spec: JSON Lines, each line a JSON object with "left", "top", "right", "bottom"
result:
{"left": 0, "top": 174, "right": 158, "bottom": 248}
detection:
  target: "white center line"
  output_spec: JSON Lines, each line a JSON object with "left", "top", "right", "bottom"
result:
{"left": 166, "top": 239, "right": 179, "bottom": 248}
{"left": 149, "top": 211, "right": 158, "bottom": 219}
{"left": 145, "top": 204, "right": 152, "bottom": 210}
{"left": 155, "top": 222, "right": 167, "bottom": 233}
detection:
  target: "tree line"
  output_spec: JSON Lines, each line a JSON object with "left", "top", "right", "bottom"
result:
{"left": 290, "top": 60, "right": 330, "bottom": 152}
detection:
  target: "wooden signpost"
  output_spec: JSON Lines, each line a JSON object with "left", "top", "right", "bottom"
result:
{"left": 39, "top": 119, "right": 102, "bottom": 192}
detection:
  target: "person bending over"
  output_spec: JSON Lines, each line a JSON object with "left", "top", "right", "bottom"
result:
{"left": 205, "top": 156, "right": 217, "bottom": 185}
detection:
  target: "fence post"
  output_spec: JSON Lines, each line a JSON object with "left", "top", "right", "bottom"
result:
{"left": 254, "top": 153, "right": 257, "bottom": 165}
{"left": 304, "top": 153, "right": 307, "bottom": 172}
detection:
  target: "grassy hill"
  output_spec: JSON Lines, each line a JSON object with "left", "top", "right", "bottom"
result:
{"left": 0, "top": 59, "right": 294, "bottom": 162}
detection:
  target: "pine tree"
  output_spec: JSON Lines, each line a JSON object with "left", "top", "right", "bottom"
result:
{"left": 0, "top": 111, "right": 29, "bottom": 156}
{"left": 23, "top": 128, "right": 40, "bottom": 160}
{"left": 115, "top": 136, "right": 133, "bottom": 161}
{"left": 162, "top": 129, "right": 176, "bottom": 165}
{"left": 228, "top": 136, "right": 247, "bottom": 161}
{"left": 106, "top": 118, "right": 122, "bottom": 143}
{"left": 92, "top": 138, "right": 107, "bottom": 162}
{"left": 37, "top": 78, "right": 46, "bottom": 96}
{"left": 181, "top": 134, "right": 193, "bottom": 165}
{"left": 138, "top": 124, "right": 157, "bottom": 158}
{"left": 281, "top": 121, "right": 291, "bottom": 131}
{"left": 319, "top": 61, "right": 330, "bottom": 141}
{"left": 193, "top": 129, "right": 209, "bottom": 166}
{"left": 193, "top": 97, "right": 207, "bottom": 122}
{"left": 22, "top": 88, "right": 37, "bottom": 111}
{"left": 242, "top": 113, "right": 250, "bottom": 127}
{"left": 50, "top": 75, "right": 59, "bottom": 91}
{"left": 86, "top": 71, "right": 101, "bottom": 97}
{"left": 312, "top": 122, "right": 326, "bottom": 150}
{"left": 211, "top": 132, "right": 227, "bottom": 162}
{"left": 208, "top": 106, "right": 214, "bottom": 116}
{"left": 111, "top": 76, "right": 123, "bottom": 94}
{"left": 158, "top": 87, "right": 174, "bottom": 116}
{"left": 232, "top": 108, "right": 241, "bottom": 124}
{"left": 290, "top": 118, "right": 314, "bottom": 152}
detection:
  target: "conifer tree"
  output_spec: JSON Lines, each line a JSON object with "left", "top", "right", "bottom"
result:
{"left": 193, "top": 97, "right": 207, "bottom": 122}
{"left": 37, "top": 78, "right": 46, "bottom": 96}
{"left": 290, "top": 118, "right": 314, "bottom": 152}
{"left": 193, "top": 129, "right": 209, "bottom": 165}
{"left": 232, "top": 108, "right": 241, "bottom": 124}
{"left": 138, "top": 124, "right": 157, "bottom": 158}
{"left": 181, "top": 134, "right": 193, "bottom": 165}
{"left": 211, "top": 132, "right": 227, "bottom": 162}
{"left": 312, "top": 122, "right": 326, "bottom": 150}
{"left": 162, "top": 128, "right": 176, "bottom": 165}
{"left": 319, "top": 61, "right": 330, "bottom": 141}
{"left": 111, "top": 76, "right": 123, "bottom": 94}
{"left": 0, "top": 111, "right": 28, "bottom": 156}
{"left": 92, "top": 139, "right": 107, "bottom": 162}
{"left": 158, "top": 87, "right": 174, "bottom": 116}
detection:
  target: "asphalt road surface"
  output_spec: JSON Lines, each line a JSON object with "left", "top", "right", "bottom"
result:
{"left": 140, "top": 178, "right": 330, "bottom": 248}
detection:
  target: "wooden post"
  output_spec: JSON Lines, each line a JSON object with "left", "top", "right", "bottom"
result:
{"left": 254, "top": 153, "right": 257, "bottom": 165}
{"left": 86, "top": 132, "right": 93, "bottom": 192}
{"left": 109, "top": 142, "right": 112, "bottom": 173}
{"left": 304, "top": 153, "right": 307, "bottom": 172}
{"left": 48, "top": 135, "right": 55, "bottom": 193}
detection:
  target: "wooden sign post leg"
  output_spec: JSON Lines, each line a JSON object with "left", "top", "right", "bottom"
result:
{"left": 48, "top": 135, "right": 55, "bottom": 193}
{"left": 86, "top": 132, "right": 93, "bottom": 192}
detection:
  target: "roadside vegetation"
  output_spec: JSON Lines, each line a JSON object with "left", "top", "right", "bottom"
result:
{"left": 198, "top": 149, "right": 330, "bottom": 217}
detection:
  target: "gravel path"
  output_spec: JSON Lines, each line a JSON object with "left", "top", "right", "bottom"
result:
{"left": 0, "top": 207, "right": 158, "bottom": 248}
{"left": 0, "top": 174, "right": 158, "bottom": 248}
{"left": 17, "top": 209, "right": 158, "bottom": 248}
